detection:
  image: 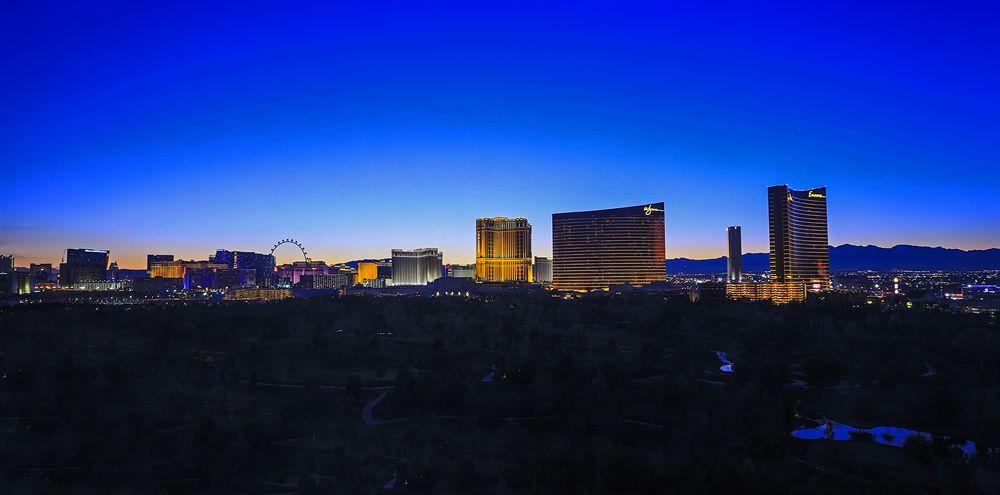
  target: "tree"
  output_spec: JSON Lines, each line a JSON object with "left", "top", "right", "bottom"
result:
{"left": 955, "top": 328, "right": 1000, "bottom": 382}
{"left": 346, "top": 374, "right": 364, "bottom": 402}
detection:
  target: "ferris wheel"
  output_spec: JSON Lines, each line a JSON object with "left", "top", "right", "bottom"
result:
{"left": 270, "top": 238, "right": 310, "bottom": 262}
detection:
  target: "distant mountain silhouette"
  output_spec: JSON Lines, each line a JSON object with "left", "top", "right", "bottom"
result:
{"left": 828, "top": 244, "right": 1000, "bottom": 271}
{"left": 666, "top": 244, "right": 1000, "bottom": 273}
{"left": 666, "top": 256, "right": 752, "bottom": 274}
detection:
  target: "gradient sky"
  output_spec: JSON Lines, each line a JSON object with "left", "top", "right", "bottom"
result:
{"left": 3, "top": 1, "right": 998, "bottom": 268}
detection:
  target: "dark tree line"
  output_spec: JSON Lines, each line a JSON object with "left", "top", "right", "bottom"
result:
{"left": 1, "top": 293, "right": 998, "bottom": 493}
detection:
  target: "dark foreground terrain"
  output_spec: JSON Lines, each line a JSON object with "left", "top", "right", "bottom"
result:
{"left": 2, "top": 294, "right": 999, "bottom": 494}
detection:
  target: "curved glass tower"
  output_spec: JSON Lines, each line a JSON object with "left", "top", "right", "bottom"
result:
{"left": 552, "top": 203, "right": 666, "bottom": 291}
{"left": 768, "top": 185, "right": 830, "bottom": 291}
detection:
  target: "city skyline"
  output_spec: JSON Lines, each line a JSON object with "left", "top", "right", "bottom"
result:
{"left": 3, "top": 3, "right": 999, "bottom": 267}
{"left": 4, "top": 4, "right": 999, "bottom": 493}
{"left": 7, "top": 214, "right": 1000, "bottom": 271}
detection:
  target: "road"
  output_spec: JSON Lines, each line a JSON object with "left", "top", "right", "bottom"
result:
{"left": 362, "top": 390, "right": 410, "bottom": 426}
{"left": 481, "top": 363, "right": 496, "bottom": 383}
{"left": 920, "top": 361, "right": 938, "bottom": 378}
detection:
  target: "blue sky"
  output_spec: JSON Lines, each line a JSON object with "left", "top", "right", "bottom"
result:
{"left": 2, "top": 1, "right": 998, "bottom": 267}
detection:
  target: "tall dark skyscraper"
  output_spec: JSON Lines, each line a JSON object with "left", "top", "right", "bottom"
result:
{"left": 552, "top": 203, "right": 666, "bottom": 291}
{"left": 0, "top": 256, "right": 13, "bottom": 283}
{"left": 0, "top": 255, "right": 12, "bottom": 274}
{"left": 60, "top": 248, "right": 110, "bottom": 286}
{"left": 727, "top": 226, "right": 742, "bottom": 283}
{"left": 768, "top": 185, "right": 830, "bottom": 291}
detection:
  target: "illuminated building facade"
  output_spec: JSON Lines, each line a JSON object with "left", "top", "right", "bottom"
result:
{"left": 12, "top": 273, "right": 32, "bottom": 295}
{"left": 147, "top": 254, "right": 174, "bottom": 272}
{"left": 552, "top": 203, "right": 666, "bottom": 291}
{"left": 357, "top": 261, "right": 378, "bottom": 285}
{"left": 446, "top": 263, "right": 475, "bottom": 278}
{"left": 475, "top": 217, "right": 532, "bottom": 283}
{"left": 276, "top": 260, "right": 334, "bottom": 286}
{"left": 1, "top": 256, "right": 32, "bottom": 295}
{"left": 768, "top": 185, "right": 830, "bottom": 291}
{"left": 149, "top": 260, "right": 189, "bottom": 279}
{"left": 533, "top": 257, "right": 553, "bottom": 285}
{"left": 71, "top": 280, "right": 121, "bottom": 291}
{"left": 59, "top": 248, "right": 110, "bottom": 286}
{"left": 183, "top": 265, "right": 230, "bottom": 290}
{"left": 355, "top": 260, "right": 392, "bottom": 287}
{"left": 299, "top": 269, "right": 356, "bottom": 289}
{"left": 364, "top": 277, "right": 391, "bottom": 289}
{"left": 212, "top": 250, "right": 276, "bottom": 287}
{"left": 148, "top": 260, "right": 230, "bottom": 289}
{"left": 725, "top": 281, "right": 807, "bottom": 304}
{"left": 225, "top": 288, "right": 292, "bottom": 301}
{"left": 391, "top": 248, "right": 443, "bottom": 286}
{"left": 727, "top": 226, "right": 742, "bottom": 283}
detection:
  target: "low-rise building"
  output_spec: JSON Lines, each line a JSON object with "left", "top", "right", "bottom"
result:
{"left": 299, "top": 269, "right": 357, "bottom": 289}
{"left": 71, "top": 280, "right": 122, "bottom": 291}
{"left": 225, "top": 288, "right": 293, "bottom": 301}
{"left": 446, "top": 263, "right": 475, "bottom": 278}
{"left": 726, "top": 281, "right": 807, "bottom": 304}
{"left": 533, "top": 257, "right": 552, "bottom": 285}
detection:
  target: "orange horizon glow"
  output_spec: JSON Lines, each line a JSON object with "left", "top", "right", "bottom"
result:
{"left": 4, "top": 242, "right": 998, "bottom": 271}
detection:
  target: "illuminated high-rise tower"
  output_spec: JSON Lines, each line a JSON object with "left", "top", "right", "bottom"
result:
{"left": 768, "top": 185, "right": 830, "bottom": 291}
{"left": 475, "top": 217, "right": 532, "bottom": 282}
{"left": 356, "top": 261, "right": 378, "bottom": 285}
{"left": 552, "top": 203, "right": 666, "bottom": 291}
{"left": 727, "top": 226, "right": 742, "bottom": 283}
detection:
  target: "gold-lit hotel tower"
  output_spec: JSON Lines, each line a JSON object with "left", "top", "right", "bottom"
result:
{"left": 552, "top": 203, "right": 666, "bottom": 291}
{"left": 356, "top": 261, "right": 378, "bottom": 285}
{"left": 768, "top": 185, "right": 830, "bottom": 291}
{"left": 475, "top": 217, "right": 533, "bottom": 282}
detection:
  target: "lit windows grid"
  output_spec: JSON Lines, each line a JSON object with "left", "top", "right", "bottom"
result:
{"left": 768, "top": 185, "right": 830, "bottom": 291}
{"left": 391, "top": 248, "right": 443, "bottom": 286}
{"left": 552, "top": 204, "right": 666, "bottom": 291}
{"left": 475, "top": 217, "right": 532, "bottom": 283}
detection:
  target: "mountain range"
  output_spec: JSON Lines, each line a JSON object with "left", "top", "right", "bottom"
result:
{"left": 666, "top": 244, "right": 1000, "bottom": 273}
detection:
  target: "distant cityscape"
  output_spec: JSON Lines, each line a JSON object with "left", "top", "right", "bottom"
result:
{"left": 2, "top": 184, "right": 997, "bottom": 313}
